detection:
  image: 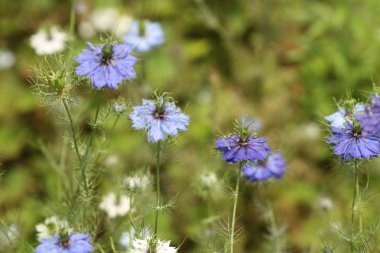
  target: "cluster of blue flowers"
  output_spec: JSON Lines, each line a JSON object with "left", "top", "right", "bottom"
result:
{"left": 35, "top": 233, "right": 93, "bottom": 253}
{"left": 215, "top": 123, "right": 286, "bottom": 182}
{"left": 325, "top": 96, "right": 380, "bottom": 161}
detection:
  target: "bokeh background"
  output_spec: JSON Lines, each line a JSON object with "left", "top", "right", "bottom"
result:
{"left": 2, "top": 0, "right": 380, "bottom": 252}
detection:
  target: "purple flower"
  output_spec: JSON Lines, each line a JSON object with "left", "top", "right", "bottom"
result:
{"left": 356, "top": 95, "right": 380, "bottom": 136}
{"left": 124, "top": 20, "right": 164, "bottom": 52}
{"left": 327, "top": 121, "right": 380, "bottom": 161}
{"left": 35, "top": 233, "right": 94, "bottom": 253}
{"left": 75, "top": 42, "right": 137, "bottom": 89}
{"left": 242, "top": 153, "right": 286, "bottom": 182}
{"left": 129, "top": 97, "right": 190, "bottom": 143}
{"left": 215, "top": 135, "right": 271, "bottom": 164}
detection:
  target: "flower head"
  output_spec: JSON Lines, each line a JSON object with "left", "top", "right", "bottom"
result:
{"left": 36, "top": 216, "right": 72, "bottom": 241}
{"left": 215, "top": 135, "right": 271, "bottom": 164}
{"left": 30, "top": 26, "right": 68, "bottom": 55}
{"left": 327, "top": 121, "right": 380, "bottom": 161}
{"left": 130, "top": 237, "right": 177, "bottom": 253}
{"left": 99, "top": 192, "right": 132, "bottom": 218}
{"left": 356, "top": 95, "right": 380, "bottom": 136}
{"left": 0, "top": 49, "right": 15, "bottom": 70}
{"left": 124, "top": 175, "right": 150, "bottom": 192}
{"left": 75, "top": 42, "right": 137, "bottom": 89}
{"left": 35, "top": 233, "right": 93, "bottom": 253}
{"left": 129, "top": 96, "right": 190, "bottom": 143}
{"left": 242, "top": 153, "right": 286, "bottom": 182}
{"left": 124, "top": 20, "right": 164, "bottom": 52}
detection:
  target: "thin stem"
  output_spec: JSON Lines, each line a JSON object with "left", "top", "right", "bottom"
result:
{"left": 230, "top": 164, "right": 242, "bottom": 253}
{"left": 62, "top": 98, "right": 90, "bottom": 192}
{"left": 154, "top": 140, "right": 162, "bottom": 237}
{"left": 69, "top": 0, "right": 77, "bottom": 43}
{"left": 62, "top": 99, "right": 81, "bottom": 163}
{"left": 351, "top": 169, "right": 360, "bottom": 253}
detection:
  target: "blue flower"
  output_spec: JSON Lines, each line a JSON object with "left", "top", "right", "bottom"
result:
{"left": 356, "top": 95, "right": 380, "bottom": 136}
{"left": 327, "top": 121, "right": 380, "bottom": 161}
{"left": 75, "top": 42, "right": 137, "bottom": 89}
{"left": 129, "top": 97, "right": 190, "bottom": 143}
{"left": 215, "top": 135, "right": 271, "bottom": 164}
{"left": 35, "top": 233, "right": 94, "bottom": 253}
{"left": 242, "top": 153, "right": 286, "bottom": 182}
{"left": 124, "top": 20, "right": 164, "bottom": 52}
{"left": 325, "top": 103, "right": 365, "bottom": 129}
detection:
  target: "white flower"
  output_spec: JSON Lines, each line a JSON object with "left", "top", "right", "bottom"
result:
{"left": 113, "top": 100, "right": 127, "bottom": 114}
{"left": 114, "top": 15, "right": 133, "bottom": 37}
{"left": 35, "top": 216, "right": 71, "bottom": 241}
{"left": 124, "top": 175, "right": 150, "bottom": 192}
{"left": 199, "top": 171, "right": 217, "bottom": 189}
{"left": 0, "top": 50, "right": 15, "bottom": 70}
{"left": 78, "top": 21, "right": 96, "bottom": 38}
{"left": 90, "top": 8, "right": 119, "bottom": 33}
{"left": 119, "top": 227, "right": 150, "bottom": 250}
{"left": 90, "top": 8, "right": 133, "bottom": 37}
{"left": 130, "top": 237, "right": 177, "bottom": 253}
{"left": 303, "top": 123, "right": 321, "bottom": 140}
{"left": 319, "top": 197, "right": 333, "bottom": 212}
{"left": 30, "top": 26, "right": 68, "bottom": 55}
{"left": 99, "top": 192, "right": 131, "bottom": 218}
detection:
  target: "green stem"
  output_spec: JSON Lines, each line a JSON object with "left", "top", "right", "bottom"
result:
{"left": 62, "top": 99, "right": 81, "bottom": 163}
{"left": 69, "top": 0, "right": 77, "bottom": 42}
{"left": 351, "top": 169, "right": 360, "bottom": 252}
{"left": 230, "top": 164, "right": 242, "bottom": 253}
{"left": 154, "top": 141, "right": 161, "bottom": 237}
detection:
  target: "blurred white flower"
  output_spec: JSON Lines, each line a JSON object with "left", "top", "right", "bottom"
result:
{"left": 35, "top": 216, "right": 71, "bottom": 241}
{"left": 90, "top": 8, "right": 119, "bottom": 33}
{"left": 114, "top": 15, "right": 133, "bottom": 37}
{"left": 119, "top": 227, "right": 150, "bottom": 250}
{"left": 130, "top": 237, "right": 177, "bottom": 253}
{"left": 30, "top": 26, "right": 68, "bottom": 55}
{"left": 112, "top": 99, "right": 127, "bottom": 114}
{"left": 99, "top": 192, "right": 131, "bottom": 218}
{"left": 124, "top": 175, "right": 150, "bottom": 192}
{"left": 319, "top": 197, "right": 333, "bottom": 212}
{"left": 78, "top": 21, "right": 96, "bottom": 38}
{"left": 0, "top": 50, "right": 15, "bottom": 70}
{"left": 199, "top": 170, "right": 217, "bottom": 189}
{"left": 105, "top": 154, "right": 119, "bottom": 167}
{"left": 303, "top": 123, "right": 321, "bottom": 140}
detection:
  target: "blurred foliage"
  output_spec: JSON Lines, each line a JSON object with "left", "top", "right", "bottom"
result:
{"left": 2, "top": 0, "right": 380, "bottom": 252}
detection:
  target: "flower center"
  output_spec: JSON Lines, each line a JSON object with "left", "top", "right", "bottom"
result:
{"left": 101, "top": 44, "right": 114, "bottom": 65}
{"left": 153, "top": 112, "right": 165, "bottom": 119}
{"left": 59, "top": 234, "right": 70, "bottom": 249}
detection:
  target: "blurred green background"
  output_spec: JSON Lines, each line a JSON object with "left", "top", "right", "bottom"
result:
{"left": 2, "top": 0, "right": 380, "bottom": 252}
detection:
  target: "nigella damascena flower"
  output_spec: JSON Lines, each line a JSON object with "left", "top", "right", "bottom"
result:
{"left": 242, "top": 153, "right": 286, "bottom": 182}
{"left": 99, "top": 192, "right": 132, "bottom": 218}
{"left": 130, "top": 237, "right": 177, "bottom": 253}
{"left": 35, "top": 233, "right": 94, "bottom": 253}
{"left": 30, "top": 26, "right": 69, "bottom": 55}
{"left": 327, "top": 121, "right": 380, "bottom": 161}
{"left": 129, "top": 97, "right": 190, "bottom": 143}
{"left": 356, "top": 95, "right": 380, "bottom": 136}
{"left": 215, "top": 135, "right": 271, "bottom": 164}
{"left": 124, "top": 20, "right": 164, "bottom": 52}
{"left": 75, "top": 42, "right": 137, "bottom": 89}
{"left": 325, "top": 103, "right": 365, "bottom": 129}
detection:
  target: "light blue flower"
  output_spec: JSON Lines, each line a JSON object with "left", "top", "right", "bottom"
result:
{"left": 35, "top": 233, "right": 93, "bottom": 253}
{"left": 124, "top": 20, "right": 164, "bottom": 52}
{"left": 325, "top": 103, "right": 365, "bottom": 129}
{"left": 129, "top": 97, "right": 189, "bottom": 143}
{"left": 75, "top": 42, "right": 137, "bottom": 89}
